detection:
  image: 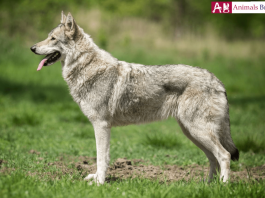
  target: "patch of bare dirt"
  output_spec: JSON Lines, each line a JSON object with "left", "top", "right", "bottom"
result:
{"left": 230, "top": 164, "right": 265, "bottom": 182}
{"left": 2, "top": 152, "right": 265, "bottom": 183}
{"left": 27, "top": 155, "right": 98, "bottom": 180}
{"left": 32, "top": 156, "right": 265, "bottom": 182}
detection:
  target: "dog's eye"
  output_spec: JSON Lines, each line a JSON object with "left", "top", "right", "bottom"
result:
{"left": 51, "top": 37, "right": 56, "bottom": 40}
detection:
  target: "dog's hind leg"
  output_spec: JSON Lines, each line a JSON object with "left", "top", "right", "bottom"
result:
{"left": 178, "top": 122, "right": 220, "bottom": 182}
{"left": 178, "top": 119, "right": 230, "bottom": 182}
{"left": 84, "top": 120, "right": 111, "bottom": 185}
{"left": 206, "top": 152, "right": 220, "bottom": 182}
{"left": 176, "top": 89, "right": 231, "bottom": 182}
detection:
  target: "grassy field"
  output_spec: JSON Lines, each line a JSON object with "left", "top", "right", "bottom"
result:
{"left": 0, "top": 35, "right": 265, "bottom": 198}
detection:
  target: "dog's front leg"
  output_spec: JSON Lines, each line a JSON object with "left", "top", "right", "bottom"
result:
{"left": 84, "top": 120, "right": 111, "bottom": 185}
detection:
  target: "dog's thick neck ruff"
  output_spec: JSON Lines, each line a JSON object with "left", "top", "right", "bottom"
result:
{"left": 61, "top": 30, "right": 117, "bottom": 83}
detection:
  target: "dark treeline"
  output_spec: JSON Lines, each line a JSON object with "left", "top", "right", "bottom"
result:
{"left": 1, "top": 0, "right": 265, "bottom": 40}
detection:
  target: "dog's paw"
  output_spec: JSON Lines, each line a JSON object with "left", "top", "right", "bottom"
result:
{"left": 84, "top": 174, "right": 97, "bottom": 181}
{"left": 84, "top": 174, "right": 97, "bottom": 185}
{"left": 84, "top": 173, "right": 104, "bottom": 185}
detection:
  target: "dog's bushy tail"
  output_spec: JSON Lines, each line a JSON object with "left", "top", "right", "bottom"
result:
{"left": 220, "top": 118, "right": 239, "bottom": 161}
{"left": 221, "top": 135, "right": 239, "bottom": 161}
{"left": 230, "top": 148, "right": 239, "bottom": 161}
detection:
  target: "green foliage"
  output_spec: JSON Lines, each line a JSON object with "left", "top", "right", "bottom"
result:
{"left": 0, "top": 0, "right": 67, "bottom": 38}
{"left": 1, "top": 0, "right": 265, "bottom": 40}
{"left": 95, "top": 0, "right": 265, "bottom": 39}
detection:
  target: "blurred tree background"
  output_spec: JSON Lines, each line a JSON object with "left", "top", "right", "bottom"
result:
{"left": 1, "top": 0, "right": 265, "bottom": 40}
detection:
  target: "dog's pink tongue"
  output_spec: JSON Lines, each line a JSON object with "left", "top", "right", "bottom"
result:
{"left": 37, "top": 59, "right": 47, "bottom": 71}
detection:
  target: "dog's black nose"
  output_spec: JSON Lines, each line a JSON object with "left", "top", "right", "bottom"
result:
{"left": 30, "top": 46, "right": 36, "bottom": 53}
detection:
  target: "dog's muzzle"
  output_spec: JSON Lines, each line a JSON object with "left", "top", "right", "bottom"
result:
{"left": 30, "top": 46, "right": 36, "bottom": 53}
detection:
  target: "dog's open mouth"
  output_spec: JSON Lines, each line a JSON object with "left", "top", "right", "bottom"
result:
{"left": 37, "top": 51, "right": 61, "bottom": 71}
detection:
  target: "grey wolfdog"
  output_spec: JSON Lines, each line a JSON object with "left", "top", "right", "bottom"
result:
{"left": 30, "top": 12, "right": 239, "bottom": 184}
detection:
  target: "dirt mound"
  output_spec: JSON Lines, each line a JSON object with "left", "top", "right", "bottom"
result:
{"left": 107, "top": 158, "right": 209, "bottom": 182}
{"left": 45, "top": 157, "right": 265, "bottom": 182}
{"left": 1, "top": 153, "right": 265, "bottom": 182}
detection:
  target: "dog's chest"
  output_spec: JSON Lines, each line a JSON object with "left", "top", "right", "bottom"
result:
{"left": 62, "top": 62, "right": 117, "bottom": 112}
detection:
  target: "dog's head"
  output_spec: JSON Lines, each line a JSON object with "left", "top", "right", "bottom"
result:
{"left": 31, "top": 11, "right": 82, "bottom": 71}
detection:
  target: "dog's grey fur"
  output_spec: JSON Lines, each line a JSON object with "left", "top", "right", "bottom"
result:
{"left": 31, "top": 12, "right": 239, "bottom": 184}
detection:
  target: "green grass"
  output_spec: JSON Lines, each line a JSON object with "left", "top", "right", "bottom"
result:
{"left": 142, "top": 131, "right": 182, "bottom": 149}
{"left": 0, "top": 37, "right": 265, "bottom": 197}
{"left": 1, "top": 174, "right": 264, "bottom": 198}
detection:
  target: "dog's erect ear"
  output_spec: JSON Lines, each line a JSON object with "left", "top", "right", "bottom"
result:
{"left": 65, "top": 12, "right": 74, "bottom": 30}
{"left": 61, "top": 11, "right": 67, "bottom": 23}
{"left": 65, "top": 12, "right": 80, "bottom": 40}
